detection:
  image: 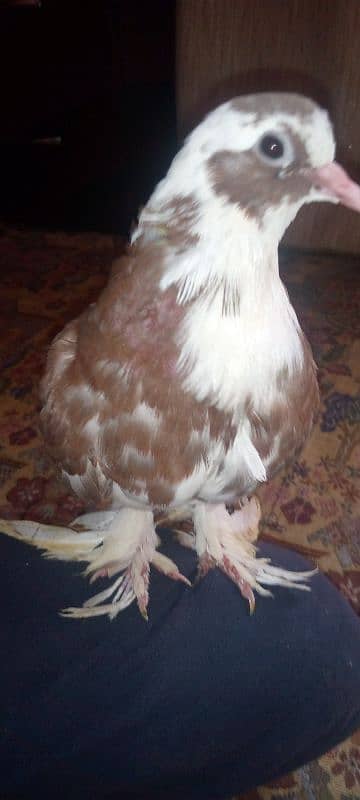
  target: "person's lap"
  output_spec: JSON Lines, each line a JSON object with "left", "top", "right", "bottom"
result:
{"left": 1, "top": 531, "right": 360, "bottom": 799}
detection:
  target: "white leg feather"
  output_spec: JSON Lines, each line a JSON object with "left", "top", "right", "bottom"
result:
{"left": 192, "top": 499, "right": 316, "bottom": 613}
{"left": 1, "top": 497, "right": 315, "bottom": 620}
{"left": 71, "top": 511, "right": 119, "bottom": 532}
{"left": 0, "top": 510, "right": 189, "bottom": 620}
{"left": 0, "top": 518, "right": 103, "bottom": 560}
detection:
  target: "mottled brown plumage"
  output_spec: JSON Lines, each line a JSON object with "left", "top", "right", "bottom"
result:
{"left": 40, "top": 240, "right": 238, "bottom": 509}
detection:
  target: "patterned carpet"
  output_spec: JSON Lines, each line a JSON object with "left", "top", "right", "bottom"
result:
{"left": 0, "top": 226, "right": 359, "bottom": 799}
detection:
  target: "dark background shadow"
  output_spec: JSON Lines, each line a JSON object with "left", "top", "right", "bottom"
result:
{"left": 0, "top": 0, "right": 177, "bottom": 235}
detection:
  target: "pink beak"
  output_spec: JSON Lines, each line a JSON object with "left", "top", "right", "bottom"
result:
{"left": 309, "top": 161, "right": 360, "bottom": 212}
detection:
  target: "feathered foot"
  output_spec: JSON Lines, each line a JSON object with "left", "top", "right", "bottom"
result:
{"left": 0, "top": 510, "right": 190, "bottom": 620}
{"left": 193, "top": 498, "right": 316, "bottom": 613}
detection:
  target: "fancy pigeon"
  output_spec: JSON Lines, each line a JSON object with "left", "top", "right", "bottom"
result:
{"left": 2, "top": 93, "right": 360, "bottom": 619}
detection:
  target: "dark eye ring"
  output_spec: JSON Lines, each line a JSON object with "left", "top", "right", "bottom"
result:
{"left": 259, "top": 134, "right": 285, "bottom": 160}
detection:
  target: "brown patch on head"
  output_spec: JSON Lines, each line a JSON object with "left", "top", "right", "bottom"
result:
{"left": 207, "top": 93, "right": 322, "bottom": 221}
{"left": 207, "top": 132, "right": 312, "bottom": 221}
{"left": 230, "top": 93, "right": 318, "bottom": 122}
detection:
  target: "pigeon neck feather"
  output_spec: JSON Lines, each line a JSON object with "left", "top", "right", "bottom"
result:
{"left": 159, "top": 194, "right": 284, "bottom": 311}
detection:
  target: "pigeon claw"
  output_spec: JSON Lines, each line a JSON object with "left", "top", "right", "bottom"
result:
{"left": 138, "top": 600, "right": 149, "bottom": 622}
{"left": 221, "top": 554, "right": 256, "bottom": 614}
{"left": 196, "top": 552, "right": 216, "bottom": 582}
{"left": 151, "top": 550, "right": 191, "bottom": 587}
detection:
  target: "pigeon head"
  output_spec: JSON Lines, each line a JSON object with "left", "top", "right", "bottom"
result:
{"left": 147, "top": 92, "right": 360, "bottom": 246}
{"left": 205, "top": 93, "right": 337, "bottom": 236}
{"left": 136, "top": 93, "right": 360, "bottom": 304}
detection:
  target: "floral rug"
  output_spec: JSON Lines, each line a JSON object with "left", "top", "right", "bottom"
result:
{"left": 0, "top": 226, "right": 359, "bottom": 799}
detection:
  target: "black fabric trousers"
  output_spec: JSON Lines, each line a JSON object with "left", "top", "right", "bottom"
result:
{"left": 1, "top": 532, "right": 360, "bottom": 800}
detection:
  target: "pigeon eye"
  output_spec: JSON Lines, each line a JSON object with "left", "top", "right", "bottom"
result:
{"left": 259, "top": 134, "right": 284, "bottom": 160}
{"left": 255, "top": 130, "right": 294, "bottom": 169}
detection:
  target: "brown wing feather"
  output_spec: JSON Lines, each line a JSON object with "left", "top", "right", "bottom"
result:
{"left": 40, "top": 242, "right": 236, "bottom": 509}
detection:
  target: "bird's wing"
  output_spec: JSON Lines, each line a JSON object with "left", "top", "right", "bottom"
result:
{"left": 40, "top": 244, "right": 235, "bottom": 509}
